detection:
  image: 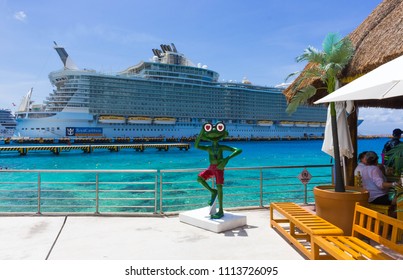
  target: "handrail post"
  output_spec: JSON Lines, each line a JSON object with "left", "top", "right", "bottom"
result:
{"left": 37, "top": 172, "right": 41, "bottom": 214}
{"left": 154, "top": 172, "right": 158, "bottom": 214}
{"left": 303, "top": 183, "right": 308, "bottom": 204}
{"left": 260, "top": 169, "right": 263, "bottom": 207}
{"left": 159, "top": 171, "right": 163, "bottom": 214}
{"left": 95, "top": 173, "right": 99, "bottom": 214}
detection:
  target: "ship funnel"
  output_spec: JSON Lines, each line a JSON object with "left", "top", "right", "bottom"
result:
{"left": 155, "top": 49, "right": 162, "bottom": 57}
{"left": 171, "top": 43, "right": 178, "bottom": 53}
{"left": 152, "top": 49, "right": 161, "bottom": 58}
{"left": 53, "top": 41, "right": 79, "bottom": 70}
{"left": 160, "top": 44, "right": 173, "bottom": 53}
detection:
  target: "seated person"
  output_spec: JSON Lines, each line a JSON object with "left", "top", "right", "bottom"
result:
{"left": 360, "top": 151, "right": 398, "bottom": 206}
{"left": 354, "top": 151, "right": 367, "bottom": 176}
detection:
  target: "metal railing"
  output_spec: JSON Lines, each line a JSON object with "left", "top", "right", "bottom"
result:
{"left": 0, "top": 169, "right": 158, "bottom": 214}
{"left": 0, "top": 164, "right": 333, "bottom": 215}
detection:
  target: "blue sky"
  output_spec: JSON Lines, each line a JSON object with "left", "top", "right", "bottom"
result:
{"left": 0, "top": 0, "right": 401, "bottom": 135}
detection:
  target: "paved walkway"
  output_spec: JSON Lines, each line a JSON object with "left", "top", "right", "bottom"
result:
{"left": 0, "top": 209, "right": 305, "bottom": 260}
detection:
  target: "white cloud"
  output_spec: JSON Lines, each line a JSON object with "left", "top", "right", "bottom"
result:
{"left": 358, "top": 108, "right": 403, "bottom": 136}
{"left": 14, "top": 11, "right": 27, "bottom": 22}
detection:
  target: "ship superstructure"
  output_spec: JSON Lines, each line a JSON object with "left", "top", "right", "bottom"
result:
{"left": 15, "top": 43, "right": 327, "bottom": 139}
{"left": 0, "top": 109, "right": 17, "bottom": 138}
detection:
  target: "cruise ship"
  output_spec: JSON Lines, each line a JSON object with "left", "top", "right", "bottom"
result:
{"left": 0, "top": 109, "right": 17, "bottom": 138}
{"left": 15, "top": 43, "right": 327, "bottom": 139}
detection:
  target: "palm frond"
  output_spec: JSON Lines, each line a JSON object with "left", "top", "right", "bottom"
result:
{"left": 385, "top": 145, "right": 403, "bottom": 174}
{"left": 285, "top": 71, "right": 301, "bottom": 82}
{"left": 286, "top": 85, "right": 317, "bottom": 114}
{"left": 296, "top": 46, "right": 324, "bottom": 64}
{"left": 322, "top": 33, "right": 342, "bottom": 55}
{"left": 327, "top": 39, "right": 355, "bottom": 66}
{"left": 289, "top": 66, "right": 324, "bottom": 92}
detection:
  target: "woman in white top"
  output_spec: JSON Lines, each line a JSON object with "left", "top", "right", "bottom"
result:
{"left": 354, "top": 151, "right": 367, "bottom": 176}
{"left": 360, "top": 151, "right": 398, "bottom": 205}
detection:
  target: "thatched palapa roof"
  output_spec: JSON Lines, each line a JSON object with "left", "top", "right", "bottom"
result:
{"left": 283, "top": 0, "right": 403, "bottom": 109}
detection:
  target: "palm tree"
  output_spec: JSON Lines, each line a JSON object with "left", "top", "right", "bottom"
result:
{"left": 286, "top": 33, "right": 354, "bottom": 192}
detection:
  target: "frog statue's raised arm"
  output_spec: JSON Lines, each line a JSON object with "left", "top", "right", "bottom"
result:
{"left": 195, "top": 122, "right": 242, "bottom": 219}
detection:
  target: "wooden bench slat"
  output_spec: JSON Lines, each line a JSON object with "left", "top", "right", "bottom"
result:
{"left": 314, "top": 236, "right": 394, "bottom": 260}
{"left": 312, "top": 203, "right": 403, "bottom": 260}
{"left": 326, "top": 236, "right": 366, "bottom": 259}
{"left": 270, "top": 202, "right": 343, "bottom": 259}
{"left": 334, "top": 236, "right": 388, "bottom": 260}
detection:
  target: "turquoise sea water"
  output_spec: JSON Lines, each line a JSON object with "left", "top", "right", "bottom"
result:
{"left": 0, "top": 138, "right": 388, "bottom": 213}
{"left": 0, "top": 138, "right": 387, "bottom": 170}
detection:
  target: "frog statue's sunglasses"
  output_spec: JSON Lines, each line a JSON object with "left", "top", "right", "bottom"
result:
{"left": 203, "top": 122, "right": 226, "bottom": 132}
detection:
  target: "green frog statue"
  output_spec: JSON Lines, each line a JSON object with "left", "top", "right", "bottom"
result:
{"left": 195, "top": 122, "right": 242, "bottom": 219}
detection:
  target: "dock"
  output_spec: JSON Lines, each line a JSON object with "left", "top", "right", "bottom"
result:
{"left": 0, "top": 143, "right": 190, "bottom": 156}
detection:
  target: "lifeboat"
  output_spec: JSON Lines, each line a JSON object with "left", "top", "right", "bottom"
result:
{"left": 308, "top": 121, "right": 321, "bottom": 127}
{"left": 153, "top": 117, "right": 176, "bottom": 125}
{"left": 98, "top": 115, "right": 126, "bottom": 124}
{"left": 257, "top": 120, "right": 273, "bottom": 126}
{"left": 295, "top": 121, "right": 308, "bottom": 127}
{"left": 278, "top": 121, "right": 295, "bottom": 127}
{"left": 128, "top": 116, "right": 152, "bottom": 124}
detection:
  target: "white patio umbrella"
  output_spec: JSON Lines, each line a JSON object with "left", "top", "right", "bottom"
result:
{"left": 321, "top": 101, "right": 354, "bottom": 185}
{"left": 314, "top": 54, "right": 403, "bottom": 104}
{"left": 322, "top": 101, "right": 354, "bottom": 159}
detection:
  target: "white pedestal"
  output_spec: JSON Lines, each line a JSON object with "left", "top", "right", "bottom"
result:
{"left": 179, "top": 207, "right": 247, "bottom": 233}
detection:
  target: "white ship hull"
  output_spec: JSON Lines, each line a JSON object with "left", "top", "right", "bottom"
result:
{"left": 0, "top": 128, "right": 15, "bottom": 138}
{"left": 15, "top": 111, "right": 325, "bottom": 139}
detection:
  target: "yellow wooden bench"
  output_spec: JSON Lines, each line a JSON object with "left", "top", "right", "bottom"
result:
{"left": 312, "top": 203, "right": 403, "bottom": 260}
{"left": 270, "top": 202, "right": 344, "bottom": 259}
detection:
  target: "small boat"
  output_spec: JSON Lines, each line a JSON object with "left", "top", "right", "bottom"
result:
{"left": 153, "top": 117, "right": 176, "bottom": 125}
{"left": 279, "top": 121, "right": 295, "bottom": 127}
{"left": 128, "top": 116, "right": 152, "bottom": 124}
{"left": 295, "top": 121, "right": 308, "bottom": 127}
{"left": 98, "top": 115, "right": 126, "bottom": 124}
{"left": 257, "top": 120, "right": 273, "bottom": 126}
{"left": 308, "top": 121, "right": 321, "bottom": 127}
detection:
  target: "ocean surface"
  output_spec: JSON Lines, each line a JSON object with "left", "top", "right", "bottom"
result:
{"left": 0, "top": 138, "right": 389, "bottom": 213}
{"left": 0, "top": 138, "right": 387, "bottom": 170}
